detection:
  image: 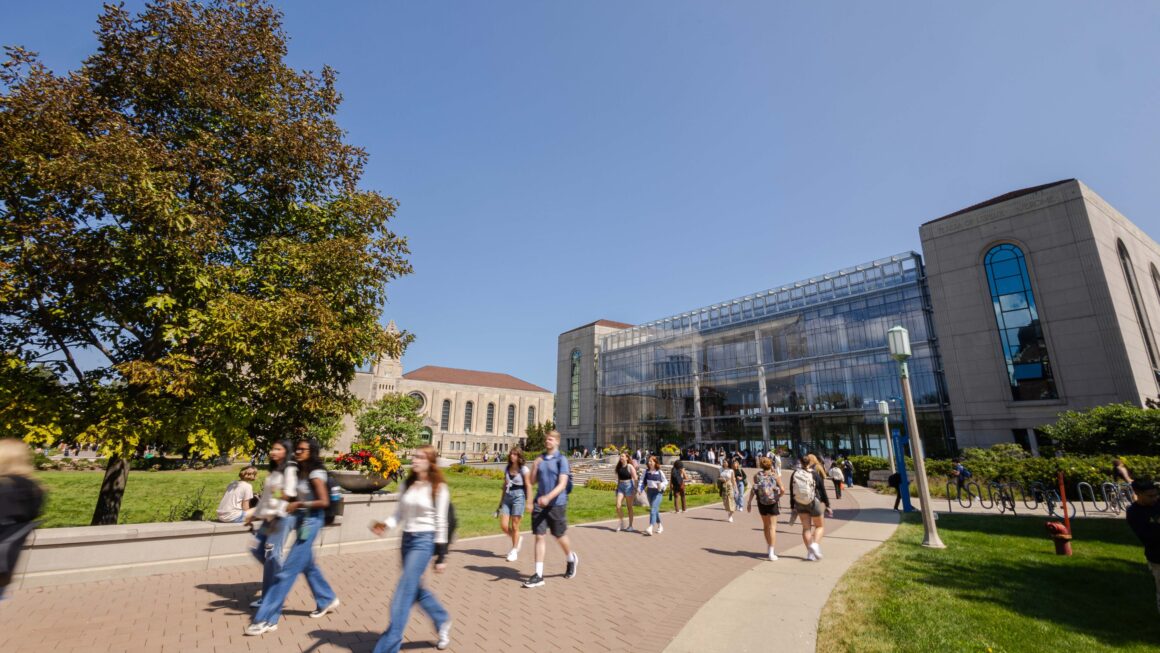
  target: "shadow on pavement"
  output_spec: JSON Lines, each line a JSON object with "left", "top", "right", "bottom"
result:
{"left": 456, "top": 548, "right": 501, "bottom": 559}
{"left": 305, "top": 628, "right": 371, "bottom": 653}
{"left": 196, "top": 581, "right": 260, "bottom": 614}
{"left": 463, "top": 563, "right": 524, "bottom": 582}
{"left": 701, "top": 547, "right": 767, "bottom": 560}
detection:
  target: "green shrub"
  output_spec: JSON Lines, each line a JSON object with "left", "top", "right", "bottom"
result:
{"left": 920, "top": 452, "right": 1160, "bottom": 495}
{"left": 446, "top": 464, "right": 504, "bottom": 480}
{"left": 1039, "top": 402, "right": 1160, "bottom": 455}
{"left": 846, "top": 455, "right": 890, "bottom": 485}
{"left": 585, "top": 478, "right": 617, "bottom": 491}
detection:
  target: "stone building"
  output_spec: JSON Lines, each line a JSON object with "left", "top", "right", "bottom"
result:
{"left": 340, "top": 322, "right": 554, "bottom": 456}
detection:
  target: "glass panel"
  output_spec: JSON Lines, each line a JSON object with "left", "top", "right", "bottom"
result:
{"left": 983, "top": 244, "right": 1057, "bottom": 400}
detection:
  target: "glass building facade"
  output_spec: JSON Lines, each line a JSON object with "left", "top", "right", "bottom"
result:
{"left": 596, "top": 252, "right": 955, "bottom": 458}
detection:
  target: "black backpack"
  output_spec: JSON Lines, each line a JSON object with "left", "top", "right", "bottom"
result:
{"left": 324, "top": 472, "right": 344, "bottom": 526}
{"left": 447, "top": 501, "right": 458, "bottom": 543}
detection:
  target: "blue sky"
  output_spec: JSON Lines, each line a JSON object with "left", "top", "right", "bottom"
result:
{"left": 5, "top": 2, "right": 1160, "bottom": 395}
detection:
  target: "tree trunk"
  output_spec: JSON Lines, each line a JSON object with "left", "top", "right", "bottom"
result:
{"left": 90, "top": 455, "right": 130, "bottom": 525}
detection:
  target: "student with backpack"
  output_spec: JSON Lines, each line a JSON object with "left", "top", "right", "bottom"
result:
{"left": 495, "top": 448, "right": 531, "bottom": 561}
{"left": 790, "top": 454, "right": 831, "bottom": 561}
{"left": 842, "top": 457, "right": 855, "bottom": 487}
{"left": 369, "top": 445, "right": 454, "bottom": 652}
{"left": 523, "top": 431, "right": 579, "bottom": 588}
{"left": 670, "top": 460, "right": 690, "bottom": 513}
{"left": 717, "top": 459, "right": 737, "bottom": 523}
{"left": 828, "top": 462, "right": 844, "bottom": 500}
{"left": 952, "top": 458, "right": 974, "bottom": 500}
{"left": 641, "top": 455, "right": 669, "bottom": 536}
{"left": 746, "top": 456, "right": 787, "bottom": 561}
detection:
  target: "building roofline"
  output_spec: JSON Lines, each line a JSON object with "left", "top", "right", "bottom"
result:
{"left": 923, "top": 179, "right": 1076, "bottom": 226}
{"left": 560, "top": 319, "right": 634, "bottom": 336}
{"left": 401, "top": 365, "right": 551, "bottom": 394}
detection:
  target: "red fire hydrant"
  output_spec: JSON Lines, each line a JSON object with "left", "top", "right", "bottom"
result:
{"left": 1045, "top": 521, "right": 1072, "bottom": 556}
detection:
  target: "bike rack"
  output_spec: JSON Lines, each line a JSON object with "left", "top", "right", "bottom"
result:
{"left": 970, "top": 481, "right": 991, "bottom": 509}
{"left": 1075, "top": 482, "right": 1098, "bottom": 516}
{"left": 1101, "top": 483, "right": 1124, "bottom": 514}
{"left": 944, "top": 480, "right": 974, "bottom": 512}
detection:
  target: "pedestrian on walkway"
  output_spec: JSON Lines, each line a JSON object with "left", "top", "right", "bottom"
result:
{"left": 614, "top": 452, "right": 639, "bottom": 532}
{"left": 496, "top": 448, "right": 531, "bottom": 562}
{"left": 642, "top": 456, "right": 668, "bottom": 536}
{"left": 842, "top": 457, "right": 855, "bottom": 487}
{"left": 247, "top": 439, "right": 298, "bottom": 609}
{"left": 1126, "top": 478, "right": 1160, "bottom": 614}
{"left": 787, "top": 457, "right": 802, "bottom": 526}
{"left": 0, "top": 439, "right": 44, "bottom": 600}
{"left": 733, "top": 459, "right": 746, "bottom": 512}
{"left": 888, "top": 471, "right": 904, "bottom": 510}
{"left": 951, "top": 458, "right": 974, "bottom": 500}
{"left": 523, "top": 431, "right": 579, "bottom": 588}
{"left": 718, "top": 460, "right": 736, "bottom": 523}
{"left": 670, "top": 460, "right": 689, "bottom": 513}
{"left": 828, "top": 461, "right": 844, "bottom": 500}
{"left": 746, "top": 456, "right": 786, "bottom": 561}
{"left": 369, "top": 445, "right": 453, "bottom": 652}
{"left": 246, "top": 438, "right": 339, "bottom": 636}
{"left": 790, "top": 455, "right": 831, "bottom": 561}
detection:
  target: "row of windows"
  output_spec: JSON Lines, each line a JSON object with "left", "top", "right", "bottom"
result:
{"left": 445, "top": 441, "right": 516, "bottom": 453}
{"left": 439, "top": 399, "right": 536, "bottom": 433}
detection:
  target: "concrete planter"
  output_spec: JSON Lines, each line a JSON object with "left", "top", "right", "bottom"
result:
{"left": 331, "top": 470, "right": 391, "bottom": 493}
{"left": 661, "top": 454, "right": 679, "bottom": 466}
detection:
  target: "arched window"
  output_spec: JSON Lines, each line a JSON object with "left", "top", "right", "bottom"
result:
{"left": 570, "top": 349, "right": 582, "bottom": 426}
{"left": 983, "top": 244, "right": 1057, "bottom": 400}
{"left": 440, "top": 400, "right": 451, "bottom": 431}
{"left": 527, "top": 405, "right": 536, "bottom": 428}
{"left": 506, "top": 404, "right": 516, "bottom": 435}
{"left": 1118, "top": 241, "right": 1160, "bottom": 374}
{"left": 463, "top": 401, "right": 474, "bottom": 433}
{"left": 485, "top": 402, "right": 495, "bottom": 433}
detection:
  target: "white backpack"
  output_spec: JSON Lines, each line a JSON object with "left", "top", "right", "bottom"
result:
{"left": 791, "top": 469, "right": 816, "bottom": 505}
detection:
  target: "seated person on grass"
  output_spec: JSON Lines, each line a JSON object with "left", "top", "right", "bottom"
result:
{"left": 216, "top": 465, "right": 258, "bottom": 523}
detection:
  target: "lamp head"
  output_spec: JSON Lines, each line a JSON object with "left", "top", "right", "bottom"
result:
{"left": 877, "top": 400, "right": 889, "bottom": 416}
{"left": 887, "top": 326, "right": 912, "bottom": 361}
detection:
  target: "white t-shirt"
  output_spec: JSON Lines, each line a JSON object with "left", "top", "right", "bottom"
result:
{"left": 216, "top": 480, "right": 254, "bottom": 522}
{"left": 386, "top": 480, "right": 451, "bottom": 544}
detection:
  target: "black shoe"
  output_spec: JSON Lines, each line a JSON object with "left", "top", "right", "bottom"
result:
{"left": 523, "top": 573, "right": 544, "bottom": 588}
{"left": 564, "top": 553, "right": 579, "bottom": 579}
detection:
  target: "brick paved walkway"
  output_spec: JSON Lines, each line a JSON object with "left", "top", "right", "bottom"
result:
{"left": 0, "top": 491, "right": 865, "bottom": 653}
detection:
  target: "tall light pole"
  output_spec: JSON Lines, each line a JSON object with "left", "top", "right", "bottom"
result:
{"left": 887, "top": 326, "right": 945, "bottom": 549}
{"left": 877, "top": 401, "right": 896, "bottom": 473}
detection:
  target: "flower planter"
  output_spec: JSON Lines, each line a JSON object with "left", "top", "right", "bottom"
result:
{"left": 661, "top": 454, "right": 679, "bottom": 466}
{"left": 331, "top": 469, "right": 392, "bottom": 493}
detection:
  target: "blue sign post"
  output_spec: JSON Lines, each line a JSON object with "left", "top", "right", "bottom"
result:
{"left": 892, "top": 427, "right": 915, "bottom": 512}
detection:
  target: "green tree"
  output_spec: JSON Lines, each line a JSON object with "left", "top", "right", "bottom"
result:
{"left": 354, "top": 394, "right": 427, "bottom": 452}
{"left": 0, "top": 1, "right": 411, "bottom": 524}
{"left": 1039, "top": 403, "right": 1160, "bottom": 456}
{"left": 524, "top": 419, "right": 556, "bottom": 452}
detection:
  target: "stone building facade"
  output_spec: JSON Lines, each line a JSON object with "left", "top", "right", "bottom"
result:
{"left": 556, "top": 320, "right": 633, "bottom": 453}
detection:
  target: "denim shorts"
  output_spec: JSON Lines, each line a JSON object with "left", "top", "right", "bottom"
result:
{"left": 500, "top": 489, "right": 526, "bottom": 516}
{"left": 616, "top": 480, "right": 635, "bottom": 496}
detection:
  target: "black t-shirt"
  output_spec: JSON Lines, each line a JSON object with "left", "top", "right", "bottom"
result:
{"left": 616, "top": 463, "right": 633, "bottom": 481}
{"left": 1127, "top": 501, "right": 1160, "bottom": 564}
{"left": 0, "top": 476, "right": 44, "bottom": 524}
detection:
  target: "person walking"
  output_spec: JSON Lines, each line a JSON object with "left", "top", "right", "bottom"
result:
{"left": 888, "top": 471, "right": 904, "bottom": 510}
{"left": 523, "top": 431, "right": 579, "bottom": 588}
{"left": 247, "top": 439, "right": 298, "bottom": 609}
{"left": 787, "top": 457, "right": 802, "bottom": 526}
{"left": 642, "top": 456, "right": 668, "bottom": 536}
{"left": 247, "top": 438, "right": 339, "bottom": 636}
{"left": 0, "top": 439, "right": 45, "bottom": 600}
{"left": 951, "top": 458, "right": 974, "bottom": 500}
{"left": 842, "top": 457, "right": 855, "bottom": 488}
{"left": 707, "top": 448, "right": 716, "bottom": 465}
{"left": 496, "top": 448, "right": 531, "bottom": 561}
{"left": 733, "top": 459, "right": 747, "bottom": 512}
{"left": 1126, "top": 478, "right": 1160, "bottom": 614}
{"left": 614, "top": 452, "right": 639, "bottom": 532}
{"left": 746, "top": 456, "right": 786, "bottom": 561}
{"left": 790, "top": 455, "right": 831, "bottom": 561}
{"left": 670, "top": 460, "right": 690, "bottom": 513}
{"left": 370, "top": 446, "right": 453, "bottom": 652}
{"left": 718, "top": 460, "right": 736, "bottom": 523}
{"left": 828, "top": 461, "right": 844, "bottom": 500}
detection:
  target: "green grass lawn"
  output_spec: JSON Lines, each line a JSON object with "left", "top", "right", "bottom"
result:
{"left": 817, "top": 513, "right": 1160, "bottom": 653}
{"left": 34, "top": 467, "right": 722, "bottom": 536}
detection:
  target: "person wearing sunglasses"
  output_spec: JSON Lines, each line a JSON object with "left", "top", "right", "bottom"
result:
{"left": 246, "top": 438, "right": 340, "bottom": 636}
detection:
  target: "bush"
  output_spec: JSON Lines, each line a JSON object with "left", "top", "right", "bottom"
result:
{"left": 585, "top": 478, "right": 617, "bottom": 491}
{"left": 1039, "top": 402, "right": 1160, "bottom": 455}
{"left": 446, "top": 464, "right": 504, "bottom": 480}
{"left": 660, "top": 443, "right": 680, "bottom": 455}
{"left": 846, "top": 455, "right": 890, "bottom": 486}
{"left": 917, "top": 451, "right": 1160, "bottom": 496}
{"left": 601, "top": 446, "right": 620, "bottom": 455}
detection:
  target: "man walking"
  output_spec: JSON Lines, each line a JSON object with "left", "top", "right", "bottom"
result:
{"left": 523, "top": 431, "right": 579, "bottom": 588}
{"left": 1126, "top": 478, "right": 1160, "bottom": 613}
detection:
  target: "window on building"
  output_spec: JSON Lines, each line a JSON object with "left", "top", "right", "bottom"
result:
{"left": 570, "top": 349, "right": 582, "bottom": 426}
{"left": 440, "top": 400, "right": 451, "bottom": 431}
{"left": 485, "top": 403, "right": 495, "bottom": 433}
{"left": 464, "top": 401, "right": 474, "bottom": 433}
{"left": 506, "top": 404, "right": 516, "bottom": 435}
{"left": 1118, "top": 240, "right": 1160, "bottom": 375}
{"left": 527, "top": 405, "right": 536, "bottom": 428}
{"left": 983, "top": 244, "right": 1058, "bottom": 400}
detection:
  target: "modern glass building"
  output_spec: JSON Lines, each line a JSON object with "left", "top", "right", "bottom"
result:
{"left": 595, "top": 252, "right": 955, "bottom": 458}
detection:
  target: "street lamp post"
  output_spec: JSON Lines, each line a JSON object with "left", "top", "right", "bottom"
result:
{"left": 887, "top": 326, "right": 945, "bottom": 549}
{"left": 877, "top": 400, "right": 896, "bottom": 474}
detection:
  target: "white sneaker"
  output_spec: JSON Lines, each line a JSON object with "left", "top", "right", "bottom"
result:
{"left": 506, "top": 548, "right": 518, "bottom": 562}
{"left": 616, "top": 521, "right": 623, "bottom": 533}
{"left": 645, "top": 525, "right": 653, "bottom": 536}
{"left": 806, "top": 550, "right": 817, "bottom": 561}
{"left": 657, "top": 524, "right": 664, "bottom": 534}
{"left": 249, "top": 597, "right": 263, "bottom": 609}
{"left": 769, "top": 552, "right": 779, "bottom": 561}
{"left": 244, "top": 622, "right": 277, "bottom": 636}
{"left": 728, "top": 515, "right": 734, "bottom": 523}
{"left": 436, "top": 619, "right": 452, "bottom": 650}
{"left": 310, "top": 597, "right": 340, "bottom": 618}
{"left": 809, "top": 543, "right": 824, "bottom": 560}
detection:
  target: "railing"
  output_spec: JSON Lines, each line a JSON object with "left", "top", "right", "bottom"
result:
{"left": 942, "top": 478, "right": 1132, "bottom": 518}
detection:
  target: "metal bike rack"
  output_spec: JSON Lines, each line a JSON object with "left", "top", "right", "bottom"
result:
{"left": 970, "top": 481, "right": 991, "bottom": 509}
{"left": 1102, "top": 483, "right": 1124, "bottom": 514}
{"left": 1075, "top": 482, "right": 1098, "bottom": 516}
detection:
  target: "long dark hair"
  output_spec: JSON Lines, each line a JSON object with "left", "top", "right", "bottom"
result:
{"left": 269, "top": 439, "right": 294, "bottom": 472}
{"left": 507, "top": 447, "right": 526, "bottom": 473}
{"left": 295, "top": 438, "right": 325, "bottom": 476}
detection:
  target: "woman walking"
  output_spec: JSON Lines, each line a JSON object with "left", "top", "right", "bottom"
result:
{"left": 614, "top": 452, "right": 639, "bottom": 532}
{"left": 370, "top": 446, "right": 453, "bottom": 653}
{"left": 789, "top": 454, "right": 832, "bottom": 561}
{"left": 642, "top": 456, "right": 668, "bottom": 535}
{"left": 670, "top": 460, "right": 690, "bottom": 513}
{"left": 746, "top": 456, "right": 786, "bottom": 561}
{"left": 0, "top": 439, "right": 45, "bottom": 600}
{"left": 496, "top": 448, "right": 531, "bottom": 561}
{"left": 733, "top": 459, "right": 747, "bottom": 512}
{"left": 828, "top": 460, "right": 844, "bottom": 500}
{"left": 247, "top": 439, "right": 298, "bottom": 609}
{"left": 247, "top": 438, "right": 339, "bottom": 636}
{"left": 718, "top": 459, "right": 736, "bottom": 522}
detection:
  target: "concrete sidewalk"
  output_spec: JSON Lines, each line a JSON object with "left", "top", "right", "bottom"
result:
{"left": 665, "top": 487, "right": 900, "bottom": 653}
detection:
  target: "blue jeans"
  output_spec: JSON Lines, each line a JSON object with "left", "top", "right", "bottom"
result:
{"left": 253, "top": 510, "right": 336, "bottom": 625}
{"left": 736, "top": 481, "right": 746, "bottom": 510}
{"left": 373, "top": 532, "right": 450, "bottom": 653}
{"left": 647, "top": 488, "right": 663, "bottom": 526}
{"left": 250, "top": 516, "right": 293, "bottom": 599}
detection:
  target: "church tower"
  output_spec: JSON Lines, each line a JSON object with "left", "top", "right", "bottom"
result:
{"left": 373, "top": 320, "right": 404, "bottom": 381}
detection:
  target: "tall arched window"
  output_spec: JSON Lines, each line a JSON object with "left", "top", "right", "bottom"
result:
{"left": 506, "top": 404, "right": 516, "bottom": 435}
{"left": 440, "top": 400, "right": 451, "bottom": 431}
{"left": 983, "top": 244, "right": 1057, "bottom": 400}
{"left": 527, "top": 405, "right": 536, "bottom": 428}
{"left": 570, "top": 349, "right": 582, "bottom": 426}
{"left": 463, "top": 401, "right": 474, "bottom": 433}
{"left": 485, "top": 403, "right": 495, "bottom": 433}
{"left": 1118, "top": 240, "right": 1160, "bottom": 374}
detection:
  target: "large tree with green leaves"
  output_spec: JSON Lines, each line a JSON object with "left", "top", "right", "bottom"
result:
{"left": 0, "top": 0, "right": 411, "bottom": 524}
{"left": 354, "top": 394, "right": 428, "bottom": 452}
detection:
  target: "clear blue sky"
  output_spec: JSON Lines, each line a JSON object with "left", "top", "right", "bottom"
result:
{"left": 5, "top": 2, "right": 1160, "bottom": 394}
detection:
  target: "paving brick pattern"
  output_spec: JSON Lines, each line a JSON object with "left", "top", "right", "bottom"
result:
{"left": 0, "top": 492, "right": 860, "bottom": 653}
